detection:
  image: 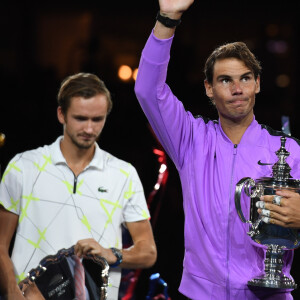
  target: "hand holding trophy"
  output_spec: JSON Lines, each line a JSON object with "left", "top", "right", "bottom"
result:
{"left": 18, "top": 246, "right": 109, "bottom": 300}
{"left": 235, "top": 136, "right": 300, "bottom": 289}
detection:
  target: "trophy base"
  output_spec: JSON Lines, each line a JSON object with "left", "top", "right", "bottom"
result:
{"left": 248, "top": 274, "right": 297, "bottom": 289}
{"left": 246, "top": 244, "right": 298, "bottom": 290}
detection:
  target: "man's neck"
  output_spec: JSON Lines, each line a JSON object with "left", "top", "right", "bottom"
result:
{"left": 220, "top": 113, "right": 254, "bottom": 145}
{"left": 60, "top": 138, "right": 95, "bottom": 176}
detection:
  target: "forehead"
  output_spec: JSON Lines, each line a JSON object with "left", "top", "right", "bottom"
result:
{"left": 213, "top": 58, "right": 252, "bottom": 78}
{"left": 68, "top": 94, "right": 108, "bottom": 114}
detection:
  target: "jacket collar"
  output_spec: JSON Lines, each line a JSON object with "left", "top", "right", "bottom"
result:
{"left": 217, "top": 116, "right": 264, "bottom": 147}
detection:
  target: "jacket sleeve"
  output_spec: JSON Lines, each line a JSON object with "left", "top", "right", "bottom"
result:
{"left": 134, "top": 31, "right": 195, "bottom": 170}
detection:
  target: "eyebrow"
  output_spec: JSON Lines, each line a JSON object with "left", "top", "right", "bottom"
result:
{"left": 216, "top": 71, "right": 253, "bottom": 81}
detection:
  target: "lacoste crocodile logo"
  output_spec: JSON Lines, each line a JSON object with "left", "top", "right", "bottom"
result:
{"left": 98, "top": 187, "right": 108, "bottom": 193}
{"left": 257, "top": 160, "right": 272, "bottom": 166}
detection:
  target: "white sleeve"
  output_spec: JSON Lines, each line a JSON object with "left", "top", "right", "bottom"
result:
{"left": 122, "top": 165, "right": 150, "bottom": 223}
{"left": 0, "top": 154, "right": 23, "bottom": 215}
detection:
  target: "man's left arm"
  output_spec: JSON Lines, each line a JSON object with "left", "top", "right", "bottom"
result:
{"left": 121, "top": 219, "right": 157, "bottom": 269}
{"left": 74, "top": 219, "right": 157, "bottom": 268}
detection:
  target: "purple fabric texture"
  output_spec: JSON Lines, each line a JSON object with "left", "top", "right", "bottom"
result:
{"left": 134, "top": 32, "right": 300, "bottom": 300}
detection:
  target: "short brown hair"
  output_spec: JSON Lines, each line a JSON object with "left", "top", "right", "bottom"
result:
{"left": 204, "top": 42, "right": 262, "bottom": 84}
{"left": 57, "top": 73, "right": 113, "bottom": 115}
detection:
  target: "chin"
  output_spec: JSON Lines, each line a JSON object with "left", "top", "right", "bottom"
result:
{"left": 79, "top": 142, "right": 94, "bottom": 149}
{"left": 72, "top": 139, "right": 95, "bottom": 149}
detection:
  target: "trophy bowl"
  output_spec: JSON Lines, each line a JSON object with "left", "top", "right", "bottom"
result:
{"left": 18, "top": 245, "right": 109, "bottom": 300}
{"left": 235, "top": 136, "right": 300, "bottom": 289}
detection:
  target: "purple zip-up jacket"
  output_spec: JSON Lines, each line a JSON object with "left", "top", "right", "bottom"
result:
{"left": 135, "top": 32, "right": 300, "bottom": 300}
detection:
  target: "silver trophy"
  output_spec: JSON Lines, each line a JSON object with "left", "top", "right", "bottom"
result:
{"left": 235, "top": 136, "right": 300, "bottom": 289}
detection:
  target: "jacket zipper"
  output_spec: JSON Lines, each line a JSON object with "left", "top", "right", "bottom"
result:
{"left": 226, "top": 144, "right": 238, "bottom": 299}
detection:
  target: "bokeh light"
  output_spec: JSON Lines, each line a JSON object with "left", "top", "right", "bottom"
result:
{"left": 118, "top": 65, "right": 132, "bottom": 81}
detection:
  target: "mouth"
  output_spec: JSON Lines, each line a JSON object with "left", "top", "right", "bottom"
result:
{"left": 228, "top": 98, "right": 248, "bottom": 106}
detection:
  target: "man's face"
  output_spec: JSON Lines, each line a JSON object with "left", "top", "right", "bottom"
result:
{"left": 57, "top": 94, "right": 108, "bottom": 149}
{"left": 204, "top": 58, "right": 260, "bottom": 123}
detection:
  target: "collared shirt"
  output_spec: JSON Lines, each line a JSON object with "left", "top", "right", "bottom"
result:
{"left": 0, "top": 136, "right": 150, "bottom": 300}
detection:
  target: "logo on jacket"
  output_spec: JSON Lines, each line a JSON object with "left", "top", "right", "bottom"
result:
{"left": 98, "top": 187, "right": 108, "bottom": 193}
{"left": 257, "top": 160, "right": 272, "bottom": 166}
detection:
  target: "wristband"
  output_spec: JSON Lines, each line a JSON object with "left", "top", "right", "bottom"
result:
{"left": 110, "top": 247, "right": 123, "bottom": 268}
{"left": 156, "top": 12, "right": 181, "bottom": 28}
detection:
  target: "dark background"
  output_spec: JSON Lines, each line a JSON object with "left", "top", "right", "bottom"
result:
{"left": 1, "top": 1, "right": 300, "bottom": 299}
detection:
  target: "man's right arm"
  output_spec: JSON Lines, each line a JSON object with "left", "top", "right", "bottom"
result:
{"left": 134, "top": 0, "right": 195, "bottom": 168}
{"left": 0, "top": 206, "right": 24, "bottom": 300}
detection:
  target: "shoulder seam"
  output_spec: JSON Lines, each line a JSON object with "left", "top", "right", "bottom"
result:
{"left": 194, "top": 115, "right": 218, "bottom": 125}
{"left": 260, "top": 124, "right": 300, "bottom": 146}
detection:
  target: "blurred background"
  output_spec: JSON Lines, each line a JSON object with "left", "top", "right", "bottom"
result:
{"left": 1, "top": 1, "right": 300, "bottom": 299}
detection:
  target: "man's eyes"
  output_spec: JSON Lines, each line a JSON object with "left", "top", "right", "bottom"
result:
{"left": 241, "top": 76, "right": 251, "bottom": 82}
{"left": 75, "top": 116, "right": 87, "bottom": 121}
{"left": 74, "top": 116, "right": 104, "bottom": 122}
{"left": 221, "top": 78, "right": 230, "bottom": 84}
{"left": 92, "top": 117, "right": 104, "bottom": 122}
{"left": 220, "top": 76, "right": 252, "bottom": 84}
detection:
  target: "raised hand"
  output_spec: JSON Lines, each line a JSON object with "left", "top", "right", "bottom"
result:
{"left": 158, "top": 0, "right": 195, "bottom": 18}
{"left": 154, "top": 0, "right": 194, "bottom": 39}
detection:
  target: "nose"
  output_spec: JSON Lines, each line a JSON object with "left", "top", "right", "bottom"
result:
{"left": 231, "top": 81, "right": 243, "bottom": 95}
{"left": 84, "top": 120, "right": 93, "bottom": 133}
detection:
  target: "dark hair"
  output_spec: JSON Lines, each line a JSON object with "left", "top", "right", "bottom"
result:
{"left": 204, "top": 42, "right": 262, "bottom": 84}
{"left": 57, "top": 73, "right": 113, "bottom": 115}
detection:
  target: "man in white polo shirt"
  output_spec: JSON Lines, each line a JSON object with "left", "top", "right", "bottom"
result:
{"left": 0, "top": 73, "right": 157, "bottom": 300}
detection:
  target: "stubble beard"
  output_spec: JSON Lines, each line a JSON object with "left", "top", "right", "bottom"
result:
{"left": 68, "top": 131, "right": 99, "bottom": 149}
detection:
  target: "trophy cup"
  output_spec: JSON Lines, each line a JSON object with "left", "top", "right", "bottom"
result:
{"left": 235, "top": 136, "right": 300, "bottom": 289}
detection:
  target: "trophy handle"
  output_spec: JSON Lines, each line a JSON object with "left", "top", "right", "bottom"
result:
{"left": 235, "top": 177, "right": 257, "bottom": 223}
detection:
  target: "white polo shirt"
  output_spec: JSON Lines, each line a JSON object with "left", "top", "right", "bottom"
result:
{"left": 0, "top": 136, "right": 150, "bottom": 300}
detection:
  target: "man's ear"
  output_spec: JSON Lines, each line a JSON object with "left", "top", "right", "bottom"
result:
{"left": 255, "top": 76, "right": 260, "bottom": 94}
{"left": 57, "top": 106, "right": 65, "bottom": 125}
{"left": 204, "top": 79, "right": 213, "bottom": 98}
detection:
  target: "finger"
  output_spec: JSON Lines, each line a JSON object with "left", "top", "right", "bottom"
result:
{"left": 74, "top": 243, "right": 84, "bottom": 257}
{"left": 256, "top": 201, "right": 266, "bottom": 208}
{"left": 262, "top": 216, "right": 280, "bottom": 225}
{"left": 266, "top": 216, "right": 287, "bottom": 227}
{"left": 260, "top": 210, "right": 291, "bottom": 227}
{"left": 259, "top": 195, "right": 284, "bottom": 206}
{"left": 261, "top": 209, "right": 270, "bottom": 217}
{"left": 272, "top": 195, "right": 282, "bottom": 206}
{"left": 74, "top": 248, "right": 82, "bottom": 257}
{"left": 264, "top": 216, "right": 279, "bottom": 225}
{"left": 276, "top": 189, "right": 299, "bottom": 199}
{"left": 259, "top": 202, "right": 287, "bottom": 214}
{"left": 89, "top": 248, "right": 102, "bottom": 256}
{"left": 257, "top": 205, "right": 275, "bottom": 214}
{"left": 261, "top": 216, "right": 270, "bottom": 224}
{"left": 74, "top": 244, "right": 79, "bottom": 255}
{"left": 81, "top": 244, "right": 94, "bottom": 255}
{"left": 259, "top": 195, "right": 274, "bottom": 203}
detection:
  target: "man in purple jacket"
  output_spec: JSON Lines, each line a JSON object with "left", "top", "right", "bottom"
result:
{"left": 134, "top": 0, "right": 300, "bottom": 299}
